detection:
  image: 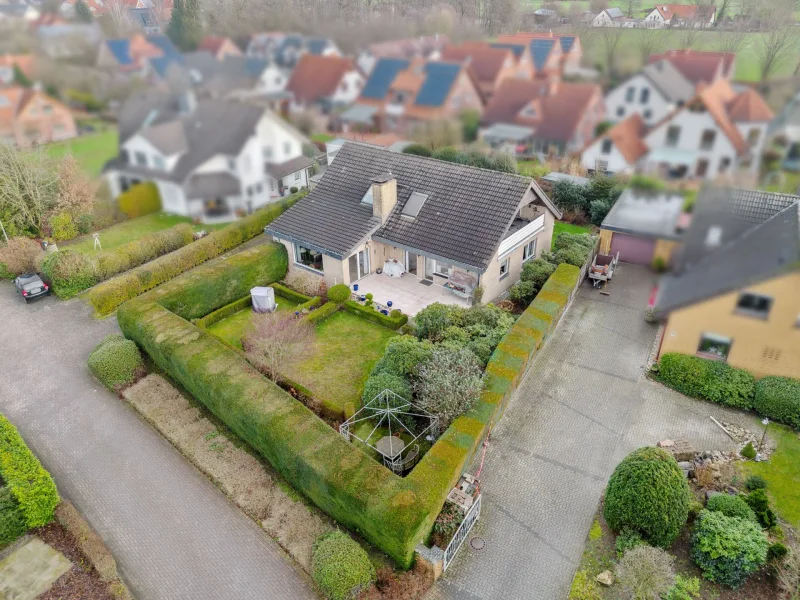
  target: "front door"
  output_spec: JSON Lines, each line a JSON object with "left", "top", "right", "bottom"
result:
{"left": 406, "top": 251, "right": 417, "bottom": 275}
{"left": 424, "top": 257, "right": 435, "bottom": 281}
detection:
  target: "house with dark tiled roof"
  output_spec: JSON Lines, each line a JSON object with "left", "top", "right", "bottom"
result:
{"left": 441, "top": 42, "right": 524, "bottom": 99}
{"left": 285, "top": 54, "right": 364, "bottom": 126}
{"left": 246, "top": 32, "right": 340, "bottom": 69}
{"left": 654, "top": 187, "right": 800, "bottom": 379}
{"left": 96, "top": 33, "right": 181, "bottom": 78}
{"left": 495, "top": 32, "right": 582, "bottom": 73}
{"left": 0, "top": 85, "right": 77, "bottom": 147}
{"left": 644, "top": 4, "right": 716, "bottom": 28}
{"left": 583, "top": 79, "right": 773, "bottom": 179}
{"left": 102, "top": 89, "right": 312, "bottom": 223}
{"left": 340, "top": 57, "right": 483, "bottom": 135}
{"left": 480, "top": 78, "right": 604, "bottom": 157}
{"left": 265, "top": 142, "right": 562, "bottom": 311}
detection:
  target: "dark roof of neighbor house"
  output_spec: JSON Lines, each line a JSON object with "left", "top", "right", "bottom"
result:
{"left": 605, "top": 7, "right": 624, "bottom": 18}
{"left": 266, "top": 155, "right": 313, "bottom": 180}
{"left": 266, "top": 143, "right": 560, "bottom": 270}
{"left": 767, "top": 91, "right": 800, "bottom": 137}
{"left": 601, "top": 189, "right": 686, "bottom": 240}
{"left": 656, "top": 188, "right": 800, "bottom": 314}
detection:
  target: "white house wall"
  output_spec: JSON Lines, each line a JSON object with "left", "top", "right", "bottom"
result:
{"left": 605, "top": 73, "right": 672, "bottom": 125}
{"left": 156, "top": 180, "right": 188, "bottom": 215}
{"left": 736, "top": 122, "right": 768, "bottom": 176}
{"left": 330, "top": 70, "right": 364, "bottom": 105}
{"left": 256, "top": 65, "right": 288, "bottom": 96}
{"left": 581, "top": 139, "right": 634, "bottom": 174}
{"left": 255, "top": 113, "right": 305, "bottom": 164}
{"left": 122, "top": 134, "right": 168, "bottom": 170}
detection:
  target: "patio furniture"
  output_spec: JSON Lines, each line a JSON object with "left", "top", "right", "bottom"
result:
{"left": 375, "top": 435, "right": 406, "bottom": 460}
{"left": 251, "top": 286, "right": 277, "bottom": 313}
{"left": 383, "top": 260, "right": 405, "bottom": 278}
{"left": 444, "top": 271, "right": 477, "bottom": 299}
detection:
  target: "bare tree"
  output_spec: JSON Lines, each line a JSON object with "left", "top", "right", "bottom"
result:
{"left": 243, "top": 312, "right": 315, "bottom": 382}
{"left": 715, "top": 0, "right": 735, "bottom": 23}
{"left": 599, "top": 27, "right": 626, "bottom": 75}
{"left": 676, "top": 20, "right": 702, "bottom": 49}
{"left": 755, "top": 24, "right": 800, "bottom": 81}
{"left": 103, "top": 0, "right": 136, "bottom": 36}
{"left": 636, "top": 27, "right": 667, "bottom": 64}
{"left": 622, "top": 0, "right": 640, "bottom": 17}
{"left": 589, "top": 0, "right": 609, "bottom": 12}
{"left": 55, "top": 156, "right": 95, "bottom": 218}
{"left": 0, "top": 145, "right": 59, "bottom": 237}
{"left": 714, "top": 24, "right": 748, "bottom": 54}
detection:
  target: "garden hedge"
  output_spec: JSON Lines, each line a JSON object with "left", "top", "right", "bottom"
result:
{"left": 88, "top": 192, "right": 304, "bottom": 315}
{"left": 0, "top": 413, "right": 59, "bottom": 528}
{"left": 706, "top": 493, "right": 758, "bottom": 524}
{"left": 306, "top": 301, "right": 339, "bottom": 323}
{"left": 118, "top": 260, "right": 582, "bottom": 566}
{"left": 657, "top": 353, "right": 755, "bottom": 410}
{"left": 753, "top": 376, "right": 800, "bottom": 429}
{"left": 117, "top": 182, "right": 161, "bottom": 219}
{"left": 195, "top": 284, "right": 320, "bottom": 329}
{"left": 343, "top": 301, "right": 408, "bottom": 330}
{"left": 312, "top": 531, "right": 376, "bottom": 600}
{"left": 88, "top": 334, "right": 144, "bottom": 389}
{"left": 0, "top": 486, "right": 27, "bottom": 545}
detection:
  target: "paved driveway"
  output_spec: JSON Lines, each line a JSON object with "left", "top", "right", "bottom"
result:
{"left": 0, "top": 288, "right": 315, "bottom": 600}
{"left": 430, "top": 264, "right": 761, "bottom": 600}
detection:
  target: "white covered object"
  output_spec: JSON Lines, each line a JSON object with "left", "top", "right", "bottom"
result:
{"left": 251, "top": 286, "right": 276, "bottom": 313}
{"left": 383, "top": 260, "right": 405, "bottom": 278}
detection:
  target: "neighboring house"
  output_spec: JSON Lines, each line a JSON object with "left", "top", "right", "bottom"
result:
{"left": 285, "top": 54, "right": 363, "bottom": 123}
{"left": 592, "top": 7, "right": 625, "bottom": 26}
{"left": 494, "top": 32, "right": 575, "bottom": 76}
{"left": 357, "top": 35, "right": 448, "bottom": 75}
{"left": 0, "top": 85, "right": 77, "bottom": 147}
{"left": 128, "top": 7, "right": 163, "bottom": 34}
{"left": 59, "top": 0, "right": 104, "bottom": 17}
{"left": 246, "top": 33, "right": 339, "bottom": 68}
{"left": 654, "top": 187, "right": 800, "bottom": 379}
{"left": 265, "top": 142, "right": 562, "bottom": 309}
{"left": 598, "top": 188, "right": 687, "bottom": 265}
{"left": 582, "top": 79, "right": 773, "bottom": 180}
{"left": 0, "top": 54, "right": 36, "bottom": 85}
{"left": 97, "top": 33, "right": 182, "bottom": 77}
{"left": 480, "top": 77, "right": 604, "bottom": 157}
{"left": 325, "top": 132, "right": 412, "bottom": 165}
{"left": 197, "top": 36, "right": 242, "bottom": 60}
{"left": 340, "top": 58, "right": 483, "bottom": 135}
{"left": 29, "top": 12, "right": 67, "bottom": 28}
{"left": 36, "top": 23, "right": 104, "bottom": 59}
{"left": 647, "top": 49, "right": 735, "bottom": 85}
{"left": 605, "top": 58, "right": 695, "bottom": 125}
{"left": 644, "top": 4, "right": 716, "bottom": 28}
{"left": 0, "top": 2, "right": 40, "bottom": 23}
{"left": 766, "top": 91, "right": 800, "bottom": 172}
{"left": 102, "top": 90, "right": 312, "bottom": 222}
{"left": 176, "top": 53, "right": 286, "bottom": 101}
{"left": 440, "top": 42, "right": 519, "bottom": 100}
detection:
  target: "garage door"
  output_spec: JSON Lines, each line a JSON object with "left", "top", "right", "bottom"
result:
{"left": 610, "top": 233, "right": 656, "bottom": 265}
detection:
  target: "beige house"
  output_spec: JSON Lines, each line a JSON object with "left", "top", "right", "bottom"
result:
{"left": 0, "top": 86, "right": 76, "bottom": 147}
{"left": 265, "top": 142, "right": 562, "bottom": 314}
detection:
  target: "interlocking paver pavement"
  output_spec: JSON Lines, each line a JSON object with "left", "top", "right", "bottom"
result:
{"left": 429, "top": 264, "right": 762, "bottom": 600}
{"left": 0, "top": 288, "right": 315, "bottom": 600}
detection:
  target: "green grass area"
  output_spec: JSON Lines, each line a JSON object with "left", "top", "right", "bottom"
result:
{"left": 739, "top": 424, "right": 800, "bottom": 528}
{"left": 208, "top": 307, "right": 397, "bottom": 414}
{"left": 763, "top": 170, "right": 800, "bottom": 194}
{"left": 311, "top": 133, "right": 335, "bottom": 143}
{"left": 45, "top": 123, "right": 118, "bottom": 177}
{"left": 63, "top": 213, "right": 230, "bottom": 253}
{"left": 552, "top": 221, "right": 592, "bottom": 249}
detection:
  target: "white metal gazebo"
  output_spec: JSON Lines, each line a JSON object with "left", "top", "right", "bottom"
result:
{"left": 339, "top": 389, "right": 439, "bottom": 474}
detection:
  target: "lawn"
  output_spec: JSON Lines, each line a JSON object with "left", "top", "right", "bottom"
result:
{"left": 64, "top": 213, "right": 230, "bottom": 253}
{"left": 208, "top": 307, "right": 397, "bottom": 415}
{"left": 739, "top": 424, "right": 800, "bottom": 528}
{"left": 45, "top": 124, "right": 118, "bottom": 177}
{"left": 311, "top": 133, "right": 335, "bottom": 143}
{"left": 553, "top": 221, "right": 591, "bottom": 248}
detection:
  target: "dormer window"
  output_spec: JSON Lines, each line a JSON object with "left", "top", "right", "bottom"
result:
{"left": 522, "top": 105, "right": 536, "bottom": 118}
{"left": 153, "top": 155, "right": 165, "bottom": 170}
{"left": 361, "top": 186, "right": 374, "bottom": 205}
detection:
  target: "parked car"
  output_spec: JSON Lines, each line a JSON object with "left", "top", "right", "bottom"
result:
{"left": 14, "top": 273, "right": 49, "bottom": 302}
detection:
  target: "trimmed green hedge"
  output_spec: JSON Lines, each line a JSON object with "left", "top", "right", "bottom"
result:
{"left": 754, "top": 376, "right": 800, "bottom": 429}
{"left": 118, "top": 259, "right": 582, "bottom": 566}
{"left": 88, "top": 334, "right": 144, "bottom": 389}
{"left": 657, "top": 353, "right": 755, "bottom": 410}
{"left": 195, "top": 295, "right": 254, "bottom": 329}
{"left": 0, "top": 486, "right": 27, "bottom": 546}
{"left": 117, "top": 182, "right": 161, "bottom": 219}
{"left": 0, "top": 413, "right": 59, "bottom": 528}
{"left": 306, "top": 301, "right": 339, "bottom": 323}
{"left": 271, "top": 282, "right": 313, "bottom": 304}
{"left": 88, "top": 192, "right": 304, "bottom": 316}
{"left": 312, "top": 531, "right": 376, "bottom": 600}
{"left": 343, "top": 301, "right": 408, "bottom": 330}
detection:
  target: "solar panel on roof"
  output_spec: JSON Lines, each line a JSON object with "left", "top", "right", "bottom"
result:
{"left": 531, "top": 39, "right": 555, "bottom": 71}
{"left": 415, "top": 63, "right": 461, "bottom": 107}
{"left": 559, "top": 36, "right": 575, "bottom": 53}
{"left": 490, "top": 43, "right": 525, "bottom": 59}
{"left": 361, "top": 58, "right": 411, "bottom": 99}
{"left": 401, "top": 192, "right": 429, "bottom": 219}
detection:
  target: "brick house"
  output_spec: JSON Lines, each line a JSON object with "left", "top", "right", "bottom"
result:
{"left": 0, "top": 86, "right": 77, "bottom": 147}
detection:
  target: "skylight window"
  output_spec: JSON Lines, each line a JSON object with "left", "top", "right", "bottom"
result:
{"left": 401, "top": 192, "right": 428, "bottom": 219}
{"left": 361, "top": 186, "right": 374, "bottom": 205}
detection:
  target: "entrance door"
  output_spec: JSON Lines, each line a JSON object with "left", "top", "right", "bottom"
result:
{"left": 348, "top": 249, "right": 370, "bottom": 282}
{"left": 424, "top": 257, "right": 435, "bottom": 280}
{"left": 406, "top": 252, "right": 418, "bottom": 275}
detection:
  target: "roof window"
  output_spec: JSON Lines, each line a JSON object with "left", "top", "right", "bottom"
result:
{"left": 401, "top": 192, "right": 428, "bottom": 219}
{"left": 361, "top": 186, "right": 374, "bottom": 205}
{"left": 704, "top": 225, "right": 722, "bottom": 247}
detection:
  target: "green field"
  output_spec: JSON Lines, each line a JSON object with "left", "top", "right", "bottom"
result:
{"left": 45, "top": 124, "right": 118, "bottom": 176}
{"left": 64, "top": 212, "right": 229, "bottom": 253}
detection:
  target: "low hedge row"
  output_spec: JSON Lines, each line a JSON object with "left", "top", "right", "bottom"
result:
{"left": 88, "top": 192, "right": 304, "bottom": 316}
{"left": 306, "top": 301, "right": 339, "bottom": 323}
{"left": 0, "top": 486, "right": 27, "bottom": 545}
{"left": 657, "top": 354, "right": 800, "bottom": 428}
{"left": 271, "top": 282, "right": 313, "bottom": 304}
{"left": 195, "top": 284, "right": 320, "bottom": 329}
{"left": 41, "top": 224, "right": 194, "bottom": 299}
{"left": 343, "top": 300, "right": 408, "bottom": 330}
{"left": 118, "top": 257, "right": 581, "bottom": 566}
{"left": 0, "top": 413, "right": 59, "bottom": 528}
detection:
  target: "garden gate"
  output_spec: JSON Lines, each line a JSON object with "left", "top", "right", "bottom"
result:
{"left": 443, "top": 494, "right": 482, "bottom": 571}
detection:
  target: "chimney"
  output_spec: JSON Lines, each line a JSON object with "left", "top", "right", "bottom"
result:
{"left": 371, "top": 173, "right": 397, "bottom": 223}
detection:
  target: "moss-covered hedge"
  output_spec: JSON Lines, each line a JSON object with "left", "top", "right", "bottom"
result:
{"left": 88, "top": 192, "right": 304, "bottom": 315}
{"left": 118, "top": 258, "right": 582, "bottom": 566}
{"left": 0, "top": 413, "right": 59, "bottom": 529}
{"left": 88, "top": 334, "right": 144, "bottom": 389}
{"left": 754, "top": 376, "right": 800, "bottom": 429}
{"left": 343, "top": 301, "right": 408, "bottom": 330}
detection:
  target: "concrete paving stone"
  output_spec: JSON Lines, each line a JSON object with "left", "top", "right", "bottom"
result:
{"left": 0, "top": 537, "right": 72, "bottom": 600}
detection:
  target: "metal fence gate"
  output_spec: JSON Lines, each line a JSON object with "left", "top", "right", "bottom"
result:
{"left": 443, "top": 494, "right": 482, "bottom": 571}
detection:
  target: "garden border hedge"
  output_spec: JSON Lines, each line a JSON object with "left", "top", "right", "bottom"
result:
{"left": 0, "top": 413, "right": 59, "bottom": 528}
{"left": 343, "top": 300, "right": 408, "bottom": 330}
{"left": 117, "top": 255, "right": 582, "bottom": 566}
{"left": 88, "top": 192, "right": 305, "bottom": 316}
{"left": 194, "top": 283, "right": 321, "bottom": 329}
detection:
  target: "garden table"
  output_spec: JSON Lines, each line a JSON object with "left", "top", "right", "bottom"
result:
{"left": 375, "top": 436, "right": 406, "bottom": 459}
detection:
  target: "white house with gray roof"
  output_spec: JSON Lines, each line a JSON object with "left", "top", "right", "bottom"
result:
{"left": 103, "top": 90, "right": 312, "bottom": 222}
{"left": 265, "top": 142, "right": 562, "bottom": 312}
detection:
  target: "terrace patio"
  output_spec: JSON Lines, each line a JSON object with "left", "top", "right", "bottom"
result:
{"left": 352, "top": 271, "right": 471, "bottom": 316}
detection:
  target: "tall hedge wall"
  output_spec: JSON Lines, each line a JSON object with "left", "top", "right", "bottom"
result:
{"left": 0, "top": 413, "right": 59, "bottom": 528}
{"left": 88, "top": 192, "right": 305, "bottom": 316}
{"left": 118, "top": 256, "right": 582, "bottom": 566}
{"left": 117, "top": 182, "right": 161, "bottom": 219}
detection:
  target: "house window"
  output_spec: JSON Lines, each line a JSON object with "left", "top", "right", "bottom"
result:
{"left": 719, "top": 157, "right": 731, "bottom": 173}
{"left": 735, "top": 292, "right": 773, "bottom": 319}
{"left": 625, "top": 87, "right": 635, "bottom": 102}
{"left": 283, "top": 141, "right": 291, "bottom": 155}
{"left": 434, "top": 261, "right": 453, "bottom": 277}
{"left": 134, "top": 151, "right": 147, "bottom": 166}
{"left": 643, "top": 109, "right": 652, "bottom": 120}
{"left": 666, "top": 126, "right": 681, "bottom": 147}
{"left": 700, "top": 129, "right": 716, "bottom": 150}
{"left": 294, "top": 171, "right": 301, "bottom": 181}
{"left": 294, "top": 244, "right": 324, "bottom": 272}
{"left": 270, "top": 179, "right": 275, "bottom": 191}
{"left": 697, "top": 333, "right": 732, "bottom": 361}
{"left": 153, "top": 155, "right": 165, "bottom": 170}
{"left": 228, "top": 157, "right": 236, "bottom": 171}
{"left": 601, "top": 139, "right": 613, "bottom": 155}
{"left": 616, "top": 106, "right": 625, "bottom": 118}
{"left": 747, "top": 129, "right": 760, "bottom": 147}
{"left": 522, "top": 238, "right": 537, "bottom": 262}
{"left": 263, "top": 146, "right": 273, "bottom": 160}
{"left": 639, "top": 88, "right": 650, "bottom": 104}
{"left": 499, "top": 257, "right": 510, "bottom": 280}
{"left": 696, "top": 159, "right": 709, "bottom": 178}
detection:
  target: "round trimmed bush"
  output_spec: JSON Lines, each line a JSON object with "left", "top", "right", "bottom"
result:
{"left": 691, "top": 509, "right": 768, "bottom": 588}
{"left": 754, "top": 376, "right": 800, "bottom": 429}
{"left": 373, "top": 336, "right": 434, "bottom": 378}
{"left": 312, "top": 531, "right": 376, "bottom": 600}
{"left": 706, "top": 494, "right": 758, "bottom": 524}
{"left": 327, "top": 284, "right": 350, "bottom": 304}
{"left": 604, "top": 447, "right": 690, "bottom": 548}
{"left": 88, "top": 334, "right": 144, "bottom": 389}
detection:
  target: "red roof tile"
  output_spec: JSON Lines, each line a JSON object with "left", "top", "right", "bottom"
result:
{"left": 441, "top": 42, "right": 515, "bottom": 87}
{"left": 286, "top": 54, "right": 357, "bottom": 104}
{"left": 648, "top": 49, "right": 735, "bottom": 84}
{"left": 606, "top": 114, "right": 649, "bottom": 164}
{"left": 727, "top": 87, "right": 774, "bottom": 122}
